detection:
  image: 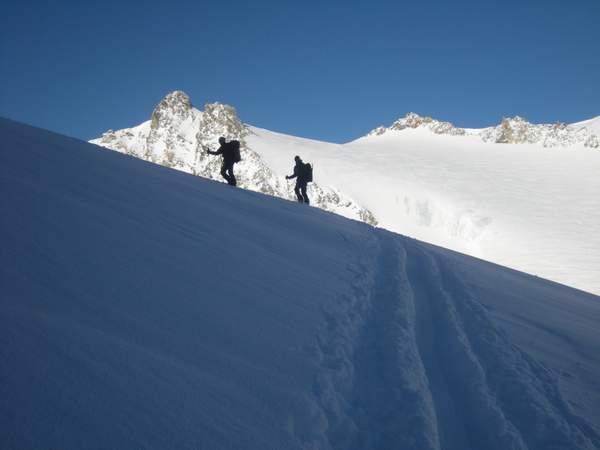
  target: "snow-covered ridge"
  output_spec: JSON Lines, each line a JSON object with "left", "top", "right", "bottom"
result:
{"left": 91, "top": 91, "right": 377, "bottom": 225}
{"left": 480, "top": 116, "right": 600, "bottom": 148}
{"left": 369, "top": 112, "right": 600, "bottom": 148}
{"left": 368, "top": 112, "right": 466, "bottom": 137}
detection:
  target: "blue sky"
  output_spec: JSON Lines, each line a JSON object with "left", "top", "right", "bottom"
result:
{"left": 1, "top": 0, "right": 599, "bottom": 143}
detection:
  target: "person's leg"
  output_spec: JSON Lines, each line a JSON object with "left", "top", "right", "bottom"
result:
{"left": 294, "top": 182, "right": 304, "bottom": 202}
{"left": 227, "top": 164, "right": 237, "bottom": 186}
{"left": 220, "top": 162, "right": 231, "bottom": 184}
{"left": 301, "top": 182, "right": 309, "bottom": 204}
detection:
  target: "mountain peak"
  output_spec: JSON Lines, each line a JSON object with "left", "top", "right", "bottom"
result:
{"left": 161, "top": 90, "right": 192, "bottom": 109}
{"left": 369, "top": 112, "right": 466, "bottom": 137}
{"left": 90, "top": 94, "right": 376, "bottom": 227}
{"left": 199, "top": 102, "right": 247, "bottom": 141}
{"left": 150, "top": 91, "right": 193, "bottom": 129}
{"left": 481, "top": 115, "right": 600, "bottom": 147}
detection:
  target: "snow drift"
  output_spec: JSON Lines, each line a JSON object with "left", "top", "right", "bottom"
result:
{"left": 2, "top": 117, "right": 599, "bottom": 449}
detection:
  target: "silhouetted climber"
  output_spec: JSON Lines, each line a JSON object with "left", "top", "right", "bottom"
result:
{"left": 206, "top": 137, "right": 241, "bottom": 186}
{"left": 286, "top": 155, "right": 313, "bottom": 204}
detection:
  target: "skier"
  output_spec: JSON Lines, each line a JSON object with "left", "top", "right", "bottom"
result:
{"left": 285, "top": 155, "right": 312, "bottom": 204}
{"left": 206, "top": 137, "right": 240, "bottom": 186}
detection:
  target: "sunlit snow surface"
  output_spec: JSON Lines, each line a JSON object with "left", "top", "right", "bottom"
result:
{"left": 89, "top": 92, "right": 600, "bottom": 294}
{"left": 246, "top": 126, "right": 600, "bottom": 295}
{"left": 2, "top": 118, "right": 600, "bottom": 449}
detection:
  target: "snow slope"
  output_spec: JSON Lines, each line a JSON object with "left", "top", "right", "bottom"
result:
{"left": 91, "top": 92, "right": 377, "bottom": 226}
{"left": 247, "top": 125, "right": 600, "bottom": 296}
{"left": 572, "top": 116, "right": 600, "bottom": 137}
{"left": 90, "top": 92, "right": 600, "bottom": 295}
{"left": 2, "top": 118, "right": 600, "bottom": 449}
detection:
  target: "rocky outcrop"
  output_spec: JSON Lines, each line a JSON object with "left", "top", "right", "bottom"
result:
{"left": 369, "top": 113, "right": 466, "bottom": 137}
{"left": 480, "top": 116, "right": 600, "bottom": 148}
{"left": 368, "top": 113, "right": 599, "bottom": 149}
{"left": 91, "top": 91, "right": 377, "bottom": 226}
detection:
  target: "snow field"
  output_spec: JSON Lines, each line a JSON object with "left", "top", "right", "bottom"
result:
{"left": 247, "top": 126, "right": 600, "bottom": 295}
{"left": 2, "top": 118, "right": 599, "bottom": 449}
{"left": 90, "top": 92, "right": 600, "bottom": 295}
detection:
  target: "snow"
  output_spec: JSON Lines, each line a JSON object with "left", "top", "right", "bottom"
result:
{"left": 573, "top": 116, "right": 600, "bottom": 137}
{"left": 2, "top": 117, "right": 599, "bottom": 449}
{"left": 246, "top": 125, "right": 600, "bottom": 295}
{"left": 91, "top": 99, "right": 377, "bottom": 227}
{"left": 89, "top": 93, "right": 600, "bottom": 294}
{"left": 368, "top": 113, "right": 600, "bottom": 148}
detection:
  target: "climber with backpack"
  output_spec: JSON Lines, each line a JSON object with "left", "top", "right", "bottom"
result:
{"left": 286, "top": 155, "right": 313, "bottom": 204}
{"left": 206, "top": 137, "right": 241, "bottom": 186}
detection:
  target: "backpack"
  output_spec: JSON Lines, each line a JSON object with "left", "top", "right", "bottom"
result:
{"left": 229, "top": 140, "right": 241, "bottom": 163}
{"left": 303, "top": 163, "right": 313, "bottom": 183}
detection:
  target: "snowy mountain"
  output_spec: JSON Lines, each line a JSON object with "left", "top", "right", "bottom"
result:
{"left": 91, "top": 92, "right": 600, "bottom": 295}
{"left": 91, "top": 91, "right": 377, "bottom": 225}
{"left": 479, "top": 116, "right": 599, "bottom": 148}
{"left": 368, "top": 112, "right": 467, "bottom": 137}
{"left": 2, "top": 117, "right": 600, "bottom": 450}
{"left": 371, "top": 112, "right": 600, "bottom": 148}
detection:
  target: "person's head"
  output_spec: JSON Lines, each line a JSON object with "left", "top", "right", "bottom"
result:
{"left": 294, "top": 155, "right": 302, "bottom": 164}
{"left": 219, "top": 137, "right": 226, "bottom": 145}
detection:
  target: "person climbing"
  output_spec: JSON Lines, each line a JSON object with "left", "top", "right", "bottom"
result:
{"left": 206, "top": 137, "right": 241, "bottom": 186}
{"left": 285, "top": 155, "right": 312, "bottom": 204}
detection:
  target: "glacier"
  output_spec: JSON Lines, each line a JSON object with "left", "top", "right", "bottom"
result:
{"left": 1, "top": 117, "right": 599, "bottom": 449}
{"left": 91, "top": 91, "right": 600, "bottom": 295}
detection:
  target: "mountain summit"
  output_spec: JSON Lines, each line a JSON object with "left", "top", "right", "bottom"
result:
{"left": 368, "top": 112, "right": 599, "bottom": 148}
{"left": 150, "top": 90, "right": 194, "bottom": 128}
{"left": 480, "top": 116, "right": 600, "bottom": 148}
{"left": 369, "top": 112, "right": 466, "bottom": 136}
{"left": 92, "top": 91, "right": 377, "bottom": 225}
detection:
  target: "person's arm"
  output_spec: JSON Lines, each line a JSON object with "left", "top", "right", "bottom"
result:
{"left": 286, "top": 165, "right": 299, "bottom": 179}
{"left": 206, "top": 145, "right": 224, "bottom": 155}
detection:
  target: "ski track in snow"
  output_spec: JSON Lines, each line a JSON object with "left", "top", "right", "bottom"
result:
{"left": 2, "top": 117, "right": 600, "bottom": 450}
{"left": 406, "top": 242, "right": 598, "bottom": 450}
{"left": 312, "top": 231, "right": 599, "bottom": 450}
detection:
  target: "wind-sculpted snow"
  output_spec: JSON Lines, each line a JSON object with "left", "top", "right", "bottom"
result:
{"left": 3, "top": 118, "right": 600, "bottom": 449}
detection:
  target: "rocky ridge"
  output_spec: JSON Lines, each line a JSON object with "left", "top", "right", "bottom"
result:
{"left": 369, "top": 113, "right": 599, "bottom": 148}
{"left": 480, "top": 116, "right": 599, "bottom": 148}
{"left": 91, "top": 91, "right": 377, "bottom": 225}
{"left": 369, "top": 112, "right": 466, "bottom": 137}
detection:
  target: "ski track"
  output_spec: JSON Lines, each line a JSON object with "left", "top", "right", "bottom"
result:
{"left": 3, "top": 118, "right": 600, "bottom": 449}
{"left": 313, "top": 230, "right": 599, "bottom": 450}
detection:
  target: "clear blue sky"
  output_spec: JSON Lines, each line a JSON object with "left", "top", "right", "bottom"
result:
{"left": 1, "top": 0, "right": 599, "bottom": 143}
